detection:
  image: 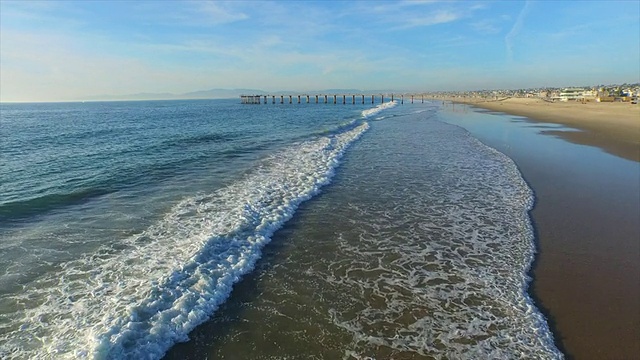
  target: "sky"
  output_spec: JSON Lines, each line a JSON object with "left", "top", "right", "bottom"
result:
{"left": 1, "top": 0, "right": 639, "bottom": 102}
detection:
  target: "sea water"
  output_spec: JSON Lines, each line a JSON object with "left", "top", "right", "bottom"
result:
{"left": 0, "top": 99, "right": 562, "bottom": 359}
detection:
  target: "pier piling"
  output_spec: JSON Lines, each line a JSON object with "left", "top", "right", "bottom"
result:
{"left": 241, "top": 93, "right": 425, "bottom": 106}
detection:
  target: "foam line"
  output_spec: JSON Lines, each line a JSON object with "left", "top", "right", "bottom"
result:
{"left": 1, "top": 121, "right": 372, "bottom": 359}
{"left": 361, "top": 101, "right": 397, "bottom": 118}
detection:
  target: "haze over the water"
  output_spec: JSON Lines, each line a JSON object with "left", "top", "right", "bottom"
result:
{"left": 1, "top": 0, "right": 638, "bottom": 102}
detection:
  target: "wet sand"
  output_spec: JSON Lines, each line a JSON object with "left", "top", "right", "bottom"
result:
{"left": 521, "top": 155, "right": 639, "bottom": 360}
{"left": 447, "top": 97, "right": 640, "bottom": 161}
{"left": 438, "top": 104, "right": 640, "bottom": 359}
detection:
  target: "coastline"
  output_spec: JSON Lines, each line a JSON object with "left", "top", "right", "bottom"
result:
{"left": 441, "top": 97, "right": 640, "bottom": 162}
{"left": 437, "top": 105, "right": 640, "bottom": 359}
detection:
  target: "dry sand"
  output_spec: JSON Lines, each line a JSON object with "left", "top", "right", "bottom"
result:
{"left": 449, "top": 97, "right": 640, "bottom": 162}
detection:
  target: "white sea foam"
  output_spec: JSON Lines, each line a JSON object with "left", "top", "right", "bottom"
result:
{"left": 164, "top": 115, "right": 563, "bottom": 359}
{"left": 314, "top": 120, "right": 562, "bottom": 359}
{"left": 361, "top": 101, "right": 397, "bottom": 118}
{"left": 0, "top": 121, "right": 370, "bottom": 359}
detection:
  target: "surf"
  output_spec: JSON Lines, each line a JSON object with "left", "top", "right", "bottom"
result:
{"left": 0, "top": 103, "right": 398, "bottom": 360}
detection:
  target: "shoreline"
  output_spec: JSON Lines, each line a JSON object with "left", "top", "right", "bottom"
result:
{"left": 437, "top": 105, "right": 640, "bottom": 359}
{"left": 441, "top": 97, "right": 640, "bottom": 162}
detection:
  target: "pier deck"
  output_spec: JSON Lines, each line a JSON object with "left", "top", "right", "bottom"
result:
{"left": 240, "top": 94, "right": 426, "bottom": 105}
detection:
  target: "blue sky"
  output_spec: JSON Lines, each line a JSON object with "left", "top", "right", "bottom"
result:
{"left": 1, "top": 0, "right": 638, "bottom": 102}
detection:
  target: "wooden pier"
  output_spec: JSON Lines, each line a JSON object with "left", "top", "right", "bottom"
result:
{"left": 240, "top": 94, "right": 427, "bottom": 105}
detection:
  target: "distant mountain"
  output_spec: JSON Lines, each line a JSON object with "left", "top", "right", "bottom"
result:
{"left": 316, "top": 89, "right": 364, "bottom": 94}
{"left": 83, "top": 92, "right": 177, "bottom": 101}
{"left": 179, "top": 88, "right": 266, "bottom": 99}
{"left": 82, "top": 88, "right": 266, "bottom": 101}
{"left": 312, "top": 89, "right": 399, "bottom": 94}
{"left": 81, "top": 88, "right": 403, "bottom": 101}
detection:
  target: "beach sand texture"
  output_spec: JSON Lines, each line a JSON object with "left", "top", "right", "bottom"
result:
{"left": 437, "top": 102, "right": 640, "bottom": 360}
{"left": 450, "top": 97, "right": 640, "bottom": 162}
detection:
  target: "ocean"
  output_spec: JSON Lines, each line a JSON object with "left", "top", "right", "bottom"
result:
{"left": 0, "top": 99, "right": 562, "bottom": 359}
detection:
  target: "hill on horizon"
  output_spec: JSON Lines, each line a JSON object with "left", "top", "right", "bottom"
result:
{"left": 80, "top": 88, "right": 405, "bottom": 101}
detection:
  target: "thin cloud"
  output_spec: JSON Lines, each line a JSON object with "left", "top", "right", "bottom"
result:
{"left": 470, "top": 3, "right": 488, "bottom": 11}
{"left": 505, "top": 0, "right": 531, "bottom": 62}
{"left": 395, "top": 10, "right": 462, "bottom": 29}
{"left": 471, "top": 19, "right": 501, "bottom": 35}
{"left": 399, "top": 0, "right": 442, "bottom": 6}
{"left": 429, "top": 35, "right": 484, "bottom": 49}
{"left": 258, "top": 35, "right": 284, "bottom": 48}
{"left": 195, "top": 1, "right": 248, "bottom": 25}
{"left": 370, "top": 1, "right": 438, "bottom": 13}
{"left": 0, "top": 1, "right": 88, "bottom": 30}
{"left": 366, "top": 1, "right": 486, "bottom": 30}
{"left": 134, "top": 1, "right": 249, "bottom": 27}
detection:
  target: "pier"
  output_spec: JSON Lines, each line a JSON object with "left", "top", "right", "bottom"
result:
{"left": 240, "top": 94, "right": 426, "bottom": 105}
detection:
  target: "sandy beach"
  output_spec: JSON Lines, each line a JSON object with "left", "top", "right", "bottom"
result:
{"left": 445, "top": 97, "right": 640, "bottom": 162}
{"left": 437, "top": 102, "right": 640, "bottom": 359}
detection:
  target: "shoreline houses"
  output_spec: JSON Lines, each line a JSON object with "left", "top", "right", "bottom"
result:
{"left": 554, "top": 87, "right": 637, "bottom": 102}
{"left": 420, "top": 83, "right": 639, "bottom": 104}
{"left": 555, "top": 88, "right": 596, "bottom": 101}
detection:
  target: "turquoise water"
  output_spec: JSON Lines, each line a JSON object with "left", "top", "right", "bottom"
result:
{"left": 0, "top": 100, "right": 562, "bottom": 359}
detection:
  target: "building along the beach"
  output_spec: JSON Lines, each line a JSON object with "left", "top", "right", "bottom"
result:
{"left": 558, "top": 88, "right": 586, "bottom": 101}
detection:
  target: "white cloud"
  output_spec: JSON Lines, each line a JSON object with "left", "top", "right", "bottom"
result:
{"left": 195, "top": 1, "right": 249, "bottom": 25}
{"left": 393, "top": 10, "right": 462, "bottom": 29}
{"left": 125, "top": 1, "right": 249, "bottom": 28}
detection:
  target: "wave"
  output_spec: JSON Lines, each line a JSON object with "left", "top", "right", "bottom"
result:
{"left": 0, "top": 133, "right": 240, "bottom": 223}
{"left": 0, "top": 187, "right": 112, "bottom": 223}
{"left": 150, "top": 132, "right": 242, "bottom": 152}
{"left": 361, "top": 101, "right": 397, "bottom": 118}
{"left": 0, "top": 122, "right": 370, "bottom": 359}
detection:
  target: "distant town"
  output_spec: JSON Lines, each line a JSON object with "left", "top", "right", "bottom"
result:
{"left": 428, "top": 83, "right": 640, "bottom": 103}
{"left": 74, "top": 83, "right": 640, "bottom": 104}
